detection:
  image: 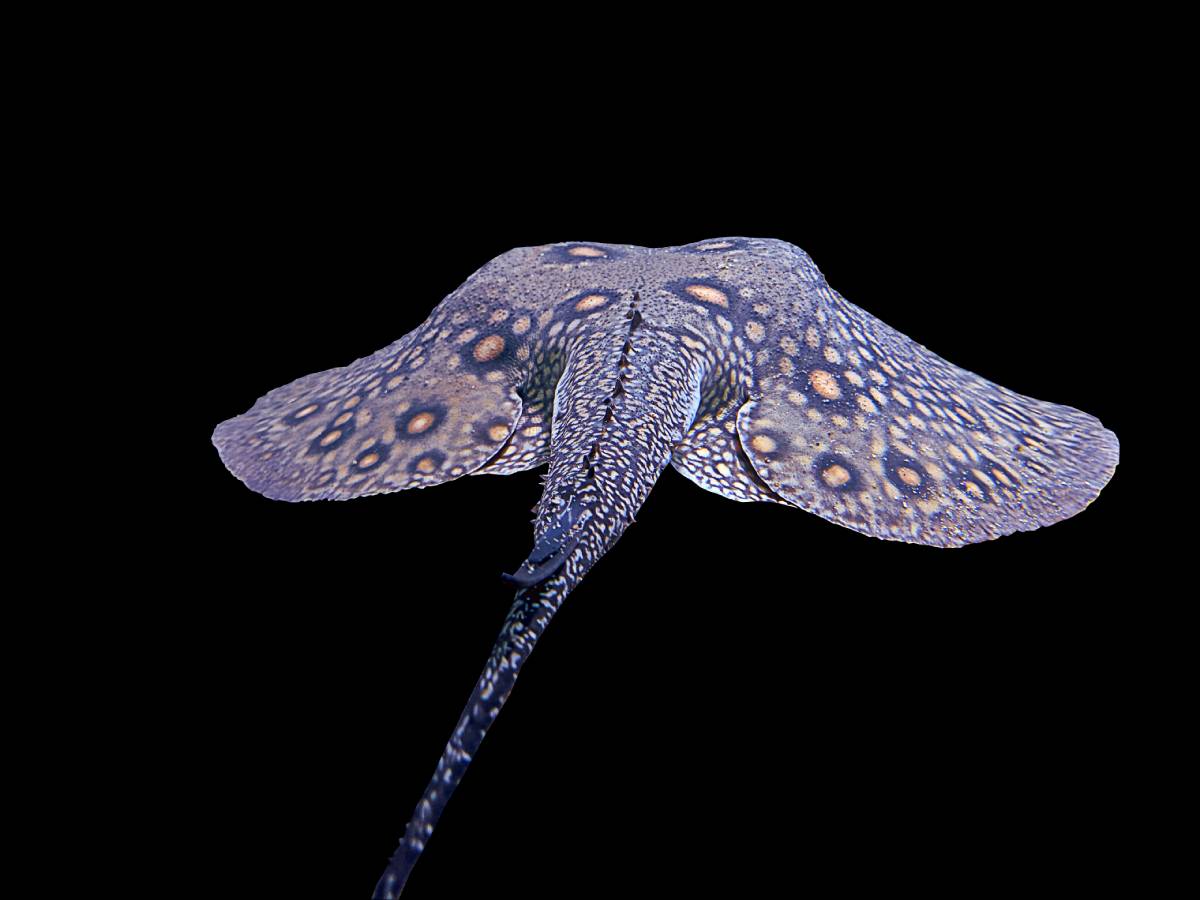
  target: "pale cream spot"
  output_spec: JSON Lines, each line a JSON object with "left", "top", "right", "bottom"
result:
{"left": 488, "top": 424, "right": 509, "bottom": 442}
{"left": 908, "top": 414, "right": 926, "bottom": 430}
{"left": 753, "top": 302, "right": 771, "bottom": 315}
{"left": 846, "top": 349, "right": 861, "bottom": 368}
{"left": 407, "top": 412, "right": 436, "bottom": 434}
{"left": 521, "top": 425, "right": 541, "bottom": 437}
{"left": 568, "top": 246, "right": 606, "bottom": 257}
{"left": 294, "top": 403, "right": 319, "bottom": 419}
{"left": 334, "top": 412, "right": 353, "bottom": 427}
{"left": 822, "top": 464, "right": 851, "bottom": 488}
{"left": 685, "top": 284, "right": 729, "bottom": 307}
{"left": 516, "top": 346, "right": 530, "bottom": 361}
{"left": 716, "top": 315, "right": 733, "bottom": 332}
{"left": 916, "top": 497, "right": 941, "bottom": 515}
{"left": 844, "top": 370, "right": 865, "bottom": 388}
{"left": 806, "top": 409, "right": 822, "bottom": 422}
{"left": 897, "top": 466, "right": 921, "bottom": 487}
{"left": 485, "top": 370, "right": 507, "bottom": 383}
{"left": 805, "top": 325, "right": 820, "bottom": 349}
{"left": 387, "top": 375, "right": 404, "bottom": 390}
{"left": 745, "top": 321, "right": 765, "bottom": 342}
{"left": 810, "top": 370, "right": 841, "bottom": 400}
{"left": 823, "top": 345, "right": 842, "bottom": 365}
{"left": 779, "top": 335, "right": 798, "bottom": 356}
{"left": 512, "top": 315, "right": 531, "bottom": 335}
{"left": 357, "top": 451, "right": 380, "bottom": 468}
{"left": 992, "top": 468, "right": 1014, "bottom": 487}
{"left": 319, "top": 430, "right": 342, "bottom": 447}
{"left": 575, "top": 294, "right": 609, "bottom": 311}
{"left": 787, "top": 390, "right": 807, "bottom": 406}
{"left": 455, "top": 328, "right": 479, "bottom": 345}
{"left": 537, "top": 310, "right": 554, "bottom": 328}
{"left": 831, "top": 414, "right": 849, "bottom": 428}
{"left": 856, "top": 394, "right": 877, "bottom": 414}
{"left": 963, "top": 481, "right": 985, "bottom": 499}
{"left": 947, "top": 444, "right": 967, "bottom": 464}
{"left": 716, "top": 462, "right": 733, "bottom": 477}
{"left": 880, "top": 361, "right": 899, "bottom": 378}
{"left": 888, "top": 424, "right": 906, "bottom": 441}
{"left": 869, "top": 387, "right": 888, "bottom": 406}
{"left": 474, "top": 334, "right": 505, "bottom": 362}
{"left": 409, "top": 356, "right": 425, "bottom": 370}
{"left": 750, "top": 434, "right": 777, "bottom": 454}
{"left": 489, "top": 309, "right": 510, "bottom": 324}
{"left": 696, "top": 241, "right": 734, "bottom": 250}
{"left": 343, "top": 396, "right": 362, "bottom": 409}
{"left": 891, "top": 389, "right": 911, "bottom": 408}
{"left": 548, "top": 320, "right": 565, "bottom": 338}
{"left": 681, "top": 335, "right": 706, "bottom": 351}
{"left": 924, "top": 462, "right": 945, "bottom": 481}
{"left": 779, "top": 357, "right": 794, "bottom": 376}
{"left": 415, "top": 456, "right": 437, "bottom": 474}
{"left": 868, "top": 369, "right": 886, "bottom": 385}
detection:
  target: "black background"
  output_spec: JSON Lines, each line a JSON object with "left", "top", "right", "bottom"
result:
{"left": 172, "top": 50, "right": 1148, "bottom": 899}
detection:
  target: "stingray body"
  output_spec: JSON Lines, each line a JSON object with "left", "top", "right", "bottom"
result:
{"left": 212, "top": 238, "right": 1118, "bottom": 896}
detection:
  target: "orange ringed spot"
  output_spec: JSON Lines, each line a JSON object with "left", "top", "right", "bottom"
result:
{"left": 822, "top": 464, "right": 851, "bottom": 487}
{"left": 319, "top": 430, "right": 342, "bottom": 447}
{"left": 684, "top": 284, "right": 729, "bottom": 307}
{"left": 407, "top": 412, "right": 436, "bottom": 434}
{"left": 474, "top": 334, "right": 505, "bottom": 362}
{"left": 575, "top": 294, "right": 609, "bottom": 312}
{"left": 897, "top": 466, "right": 922, "bottom": 486}
{"left": 357, "top": 452, "right": 380, "bottom": 468}
{"left": 750, "top": 434, "right": 777, "bottom": 454}
{"left": 567, "top": 246, "right": 606, "bottom": 257}
{"left": 487, "top": 424, "right": 509, "bottom": 442}
{"left": 334, "top": 412, "right": 353, "bottom": 426}
{"left": 415, "top": 456, "right": 437, "bottom": 474}
{"left": 295, "top": 404, "right": 318, "bottom": 418}
{"left": 810, "top": 370, "right": 841, "bottom": 399}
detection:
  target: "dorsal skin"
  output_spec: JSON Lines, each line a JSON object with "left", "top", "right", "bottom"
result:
{"left": 212, "top": 237, "right": 1118, "bottom": 896}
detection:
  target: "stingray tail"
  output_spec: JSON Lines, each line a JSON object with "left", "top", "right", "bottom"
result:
{"left": 371, "top": 579, "right": 566, "bottom": 899}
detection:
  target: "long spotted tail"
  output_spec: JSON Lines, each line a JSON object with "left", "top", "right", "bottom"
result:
{"left": 371, "top": 581, "right": 565, "bottom": 898}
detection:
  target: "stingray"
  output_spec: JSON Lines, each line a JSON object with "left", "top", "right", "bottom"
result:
{"left": 212, "top": 237, "right": 1119, "bottom": 896}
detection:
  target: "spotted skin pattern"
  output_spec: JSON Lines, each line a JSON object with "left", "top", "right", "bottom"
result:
{"left": 212, "top": 237, "right": 1118, "bottom": 896}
